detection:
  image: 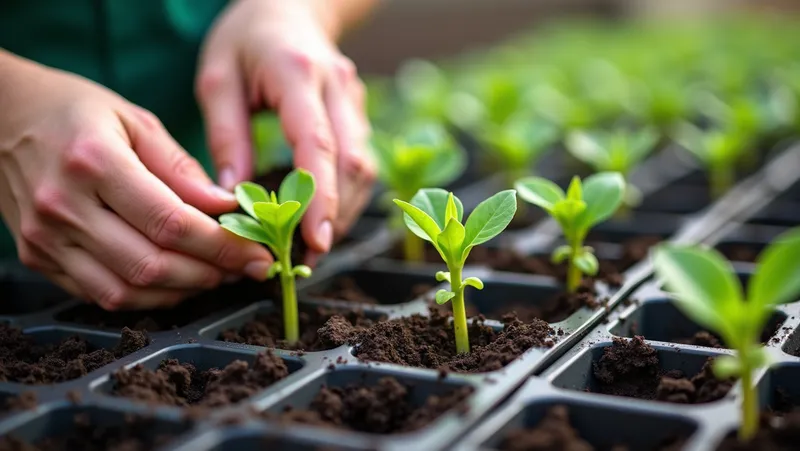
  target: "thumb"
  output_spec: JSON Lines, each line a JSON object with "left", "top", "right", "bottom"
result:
{"left": 121, "top": 107, "right": 237, "bottom": 215}
{"left": 195, "top": 61, "right": 254, "bottom": 191}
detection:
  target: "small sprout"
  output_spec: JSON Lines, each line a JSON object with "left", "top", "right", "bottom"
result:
{"left": 372, "top": 123, "right": 467, "bottom": 261}
{"left": 478, "top": 115, "right": 560, "bottom": 185}
{"left": 515, "top": 173, "right": 625, "bottom": 293}
{"left": 395, "top": 59, "right": 452, "bottom": 123}
{"left": 653, "top": 228, "right": 800, "bottom": 441}
{"left": 565, "top": 127, "right": 658, "bottom": 207}
{"left": 672, "top": 122, "right": 752, "bottom": 199}
{"left": 218, "top": 169, "right": 315, "bottom": 344}
{"left": 394, "top": 189, "right": 517, "bottom": 354}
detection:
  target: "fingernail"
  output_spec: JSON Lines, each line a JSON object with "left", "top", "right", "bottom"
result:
{"left": 244, "top": 260, "right": 272, "bottom": 281}
{"left": 208, "top": 185, "right": 236, "bottom": 202}
{"left": 317, "top": 220, "right": 333, "bottom": 252}
{"left": 218, "top": 166, "right": 236, "bottom": 191}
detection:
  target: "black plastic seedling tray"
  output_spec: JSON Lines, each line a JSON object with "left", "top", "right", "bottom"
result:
{"left": 1, "top": 143, "right": 798, "bottom": 450}
{"left": 454, "top": 143, "right": 800, "bottom": 451}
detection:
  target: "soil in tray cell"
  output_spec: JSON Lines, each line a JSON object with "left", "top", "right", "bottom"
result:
{"left": 592, "top": 337, "right": 733, "bottom": 403}
{"left": 0, "top": 325, "right": 148, "bottom": 384}
{"left": 498, "top": 405, "right": 685, "bottom": 451}
{"left": 431, "top": 277, "right": 603, "bottom": 324}
{"left": 219, "top": 305, "right": 385, "bottom": 351}
{"left": 309, "top": 276, "right": 433, "bottom": 305}
{"left": 109, "top": 351, "right": 289, "bottom": 409}
{"left": 715, "top": 411, "right": 800, "bottom": 450}
{"left": 263, "top": 376, "right": 473, "bottom": 434}
{"left": 0, "top": 414, "right": 182, "bottom": 451}
{"left": 348, "top": 309, "right": 557, "bottom": 373}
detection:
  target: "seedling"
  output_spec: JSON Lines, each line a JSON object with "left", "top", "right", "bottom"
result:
{"left": 372, "top": 123, "right": 467, "bottom": 261}
{"left": 672, "top": 122, "right": 752, "bottom": 199}
{"left": 565, "top": 127, "right": 658, "bottom": 207}
{"left": 394, "top": 189, "right": 517, "bottom": 354}
{"left": 218, "top": 169, "right": 315, "bottom": 344}
{"left": 653, "top": 228, "right": 800, "bottom": 441}
{"left": 515, "top": 173, "right": 625, "bottom": 293}
{"left": 477, "top": 115, "right": 560, "bottom": 186}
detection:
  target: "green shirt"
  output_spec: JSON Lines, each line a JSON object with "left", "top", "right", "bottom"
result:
{"left": 0, "top": 0, "right": 229, "bottom": 257}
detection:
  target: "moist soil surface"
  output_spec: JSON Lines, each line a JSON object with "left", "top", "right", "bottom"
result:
{"left": 717, "top": 243, "right": 760, "bottom": 263}
{"left": 309, "top": 277, "right": 433, "bottom": 305}
{"left": 55, "top": 279, "right": 271, "bottom": 332}
{"left": 109, "top": 351, "right": 290, "bottom": 409}
{"left": 219, "top": 304, "right": 385, "bottom": 351}
{"left": 0, "top": 324, "right": 148, "bottom": 384}
{"left": 0, "top": 413, "right": 185, "bottom": 451}
{"left": 716, "top": 410, "right": 800, "bottom": 451}
{"left": 432, "top": 277, "right": 602, "bottom": 324}
{"left": 262, "top": 376, "right": 473, "bottom": 434}
{"left": 591, "top": 336, "right": 733, "bottom": 403}
{"left": 499, "top": 405, "right": 685, "bottom": 451}
{"left": 347, "top": 309, "right": 556, "bottom": 373}
{"left": 1, "top": 392, "right": 37, "bottom": 417}
{"left": 632, "top": 318, "right": 783, "bottom": 349}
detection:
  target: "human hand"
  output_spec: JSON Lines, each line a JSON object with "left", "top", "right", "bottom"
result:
{"left": 197, "top": 0, "right": 376, "bottom": 263}
{"left": 0, "top": 53, "right": 274, "bottom": 310}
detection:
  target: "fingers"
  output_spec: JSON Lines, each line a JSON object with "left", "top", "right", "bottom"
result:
{"left": 67, "top": 205, "right": 225, "bottom": 290}
{"left": 276, "top": 83, "right": 338, "bottom": 254}
{"left": 122, "top": 107, "right": 237, "bottom": 216}
{"left": 48, "top": 245, "right": 190, "bottom": 311}
{"left": 195, "top": 58, "right": 254, "bottom": 191}
{"left": 323, "top": 69, "right": 375, "bottom": 238}
{"left": 95, "top": 135, "right": 274, "bottom": 280}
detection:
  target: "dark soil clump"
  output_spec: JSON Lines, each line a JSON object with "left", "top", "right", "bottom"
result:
{"left": 263, "top": 376, "right": 473, "bottom": 434}
{"left": 351, "top": 309, "right": 556, "bottom": 373}
{"left": 309, "top": 277, "right": 432, "bottom": 305}
{"left": 717, "top": 243, "right": 759, "bottom": 263}
{"left": 0, "top": 413, "right": 185, "bottom": 451}
{"left": 592, "top": 336, "right": 733, "bottom": 403}
{"left": 431, "top": 278, "right": 601, "bottom": 324}
{"left": 499, "top": 405, "right": 685, "bottom": 451}
{"left": 716, "top": 410, "right": 800, "bottom": 450}
{"left": 1, "top": 392, "right": 37, "bottom": 416}
{"left": 55, "top": 279, "right": 270, "bottom": 332}
{"left": 219, "top": 305, "right": 385, "bottom": 351}
{"left": 0, "top": 325, "right": 148, "bottom": 384}
{"left": 109, "top": 351, "right": 289, "bottom": 409}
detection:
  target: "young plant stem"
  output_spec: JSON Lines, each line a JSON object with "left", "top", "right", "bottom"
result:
{"left": 448, "top": 265, "right": 470, "bottom": 354}
{"left": 278, "top": 251, "right": 299, "bottom": 343}
{"left": 710, "top": 163, "right": 734, "bottom": 199}
{"left": 404, "top": 229, "right": 424, "bottom": 262}
{"left": 738, "top": 348, "right": 759, "bottom": 441}
{"left": 567, "top": 239, "right": 582, "bottom": 294}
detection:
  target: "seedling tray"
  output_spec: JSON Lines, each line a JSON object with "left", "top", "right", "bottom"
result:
{"left": 1, "top": 143, "right": 798, "bottom": 450}
{"left": 454, "top": 143, "right": 800, "bottom": 451}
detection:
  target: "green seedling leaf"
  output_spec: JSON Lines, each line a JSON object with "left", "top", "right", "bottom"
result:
{"left": 293, "top": 265, "right": 312, "bottom": 278}
{"left": 436, "top": 271, "right": 451, "bottom": 283}
{"left": 436, "top": 290, "right": 456, "bottom": 305}
{"left": 409, "top": 188, "right": 464, "bottom": 231}
{"left": 234, "top": 182, "right": 270, "bottom": 218}
{"left": 219, "top": 213, "right": 272, "bottom": 245}
{"left": 566, "top": 132, "right": 608, "bottom": 168}
{"left": 514, "top": 177, "right": 564, "bottom": 212}
{"left": 437, "top": 219, "right": 466, "bottom": 262}
{"left": 445, "top": 192, "right": 460, "bottom": 225}
{"left": 267, "top": 262, "right": 283, "bottom": 279}
{"left": 463, "top": 190, "right": 518, "bottom": 249}
{"left": 566, "top": 176, "right": 583, "bottom": 201}
{"left": 464, "top": 277, "right": 484, "bottom": 290}
{"left": 278, "top": 169, "right": 315, "bottom": 230}
{"left": 552, "top": 245, "right": 572, "bottom": 264}
{"left": 253, "top": 201, "right": 302, "bottom": 229}
{"left": 748, "top": 228, "right": 800, "bottom": 311}
{"left": 393, "top": 199, "right": 441, "bottom": 243}
{"left": 713, "top": 355, "right": 742, "bottom": 379}
{"left": 574, "top": 251, "right": 599, "bottom": 276}
{"left": 576, "top": 172, "right": 625, "bottom": 230}
{"left": 652, "top": 244, "right": 744, "bottom": 346}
